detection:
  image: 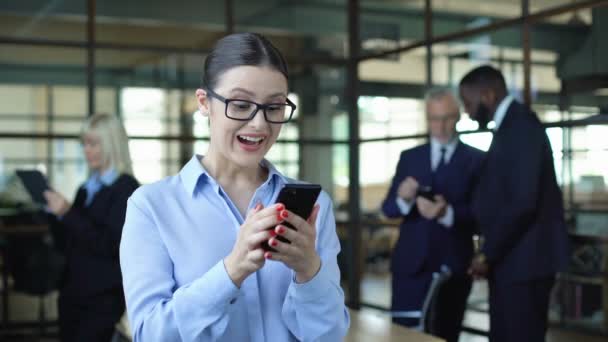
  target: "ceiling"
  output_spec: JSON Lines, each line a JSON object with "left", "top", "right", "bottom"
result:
{"left": 0, "top": 0, "right": 600, "bottom": 90}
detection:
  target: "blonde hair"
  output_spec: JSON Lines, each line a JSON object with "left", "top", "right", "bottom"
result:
{"left": 81, "top": 113, "right": 133, "bottom": 175}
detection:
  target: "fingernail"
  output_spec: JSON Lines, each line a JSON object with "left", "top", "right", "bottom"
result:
{"left": 277, "top": 226, "right": 286, "bottom": 234}
{"left": 270, "top": 230, "right": 277, "bottom": 237}
{"left": 255, "top": 203, "right": 262, "bottom": 210}
{"left": 280, "top": 210, "right": 288, "bottom": 219}
{"left": 276, "top": 203, "right": 285, "bottom": 211}
{"left": 264, "top": 252, "right": 272, "bottom": 259}
{"left": 271, "top": 239, "right": 278, "bottom": 247}
{"left": 277, "top": 213, "right": 283, "bottom": 221}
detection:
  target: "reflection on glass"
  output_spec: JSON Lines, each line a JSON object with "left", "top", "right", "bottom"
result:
{"left": 122, "top": 87, "right": 183, "bottom": 183}
{"left": 332, "top": 145, "right": 349, "bottom": 208}
{"left": 0, "top": 6, "right": 87, "bottom": 42}
{"left": 358, "top": 96, "right": 426, "bottom": 139}
{"left": 457, "top": 114, "right": 493, "bottom": 152}
{"left": 0, "top": 84, "right": 47, "bottom": 133}
{"left": 359, "top": 49, "right": 426, "bottom": 84}
{"left": 570, "top": 124, "right": 608, "bottom": 193}
{"left": 50, "top": 159, "right": 87, "bottom": 201}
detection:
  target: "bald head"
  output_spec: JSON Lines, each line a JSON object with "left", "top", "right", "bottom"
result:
{"left": 425, "top": 87, "right": 460, "bottom": 144}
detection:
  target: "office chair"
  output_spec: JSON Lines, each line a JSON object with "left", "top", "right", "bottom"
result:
{"left": 390, "top": 264, "right": 452, "bottom": 334}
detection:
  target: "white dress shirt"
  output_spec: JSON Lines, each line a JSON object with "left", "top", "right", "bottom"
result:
{"left": 492, "top": 95, "right": 514, "bottom": 130}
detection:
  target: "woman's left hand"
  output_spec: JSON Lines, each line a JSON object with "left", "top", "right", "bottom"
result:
{"left": 43, "top": 190, "right": 71, "bottom": 216}
{"left": 266, "top": 204, "right": 321, "bottom": 283}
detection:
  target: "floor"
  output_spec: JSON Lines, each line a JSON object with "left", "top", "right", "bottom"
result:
{"left": 360, "top": 272, "right": 607, "bottom": 342}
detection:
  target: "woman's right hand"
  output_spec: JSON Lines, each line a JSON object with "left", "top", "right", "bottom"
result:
{"left": 43, "top": 190, "right": 71, "bottom": 216}
{"left": 224, "top": 203, "right": 284, "bottom": 287}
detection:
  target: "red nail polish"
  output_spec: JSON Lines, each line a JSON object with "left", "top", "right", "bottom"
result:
{"left": 276, "top": 204, "right": 285, "bottom": 211}
{"left": 280, "top": 210, "right": 288, "bottom": 219}
{"left": 278, "top": 226, "right": 286, "bottom": 234}
{"left": 270, "top": 230, "right": 277, "bottom": 237}
{"left": 271, "top": 239, "right": 278, "bottom": 247}
{"left": 277, "top": 213, "right": 283, "bottom": 221}
{"left": 265, "top": 252, "right": 272, "bottom": 259}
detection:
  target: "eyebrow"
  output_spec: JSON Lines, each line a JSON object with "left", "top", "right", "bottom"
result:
{"left": 229, "top": 87, "right": 287, "bottom": 99}
{"left": 229, "top": 87, "right": 255, "bottom": 96}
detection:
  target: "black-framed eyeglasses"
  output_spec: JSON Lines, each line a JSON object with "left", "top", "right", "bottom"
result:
{"left": 206, "top": 88, "right": 296, "bottom": 124}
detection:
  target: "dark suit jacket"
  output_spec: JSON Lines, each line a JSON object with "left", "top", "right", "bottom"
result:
{"left": 382, "top": 142, "right": 484, "bottom": 276}
{"left": 473, "top": 100, "right": 570, "bottom": 284}
{"left": 50, "top": 174, "right": 139, "bottom": 298}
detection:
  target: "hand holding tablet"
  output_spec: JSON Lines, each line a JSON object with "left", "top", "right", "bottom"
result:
{"left": 15, "top": 170, "right": 50, "bottom": 206}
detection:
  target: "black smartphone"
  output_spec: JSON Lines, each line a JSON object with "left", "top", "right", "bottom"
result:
{"left": 15, "top": 170, "right": 50, "bottom": 205}
{"left": 417, "top": 185, "right": 436, "bottom": 201}
{"left": 262, "top": 183, "right": 322, "bottom": 252}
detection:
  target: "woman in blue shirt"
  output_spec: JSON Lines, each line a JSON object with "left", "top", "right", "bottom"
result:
{"left": 120, "top": 32, "right": 350, "bottom": 341}
{"left": 44, "top": 113, "right": 139, "bottom": 342}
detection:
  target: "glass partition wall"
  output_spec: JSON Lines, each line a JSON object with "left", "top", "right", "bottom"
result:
{"left": 1, "top": 0, "right": 608, "bottom": 337}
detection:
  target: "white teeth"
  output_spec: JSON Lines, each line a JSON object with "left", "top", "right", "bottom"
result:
{"left": 239, "top": 135, "right": 264, "bottom": 143}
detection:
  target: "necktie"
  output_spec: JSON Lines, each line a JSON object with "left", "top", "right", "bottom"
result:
{"left": 435, "top": 147, "right": 447, "bottom": 173}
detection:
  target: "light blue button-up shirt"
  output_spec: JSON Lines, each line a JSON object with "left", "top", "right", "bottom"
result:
{"left": 120, "top": 155, "right": 350, "bottom": 342}
{"left": 83, "top": 168, "right": 119, "bottom": 206}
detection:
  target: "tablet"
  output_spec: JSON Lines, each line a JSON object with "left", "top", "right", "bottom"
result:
{"left": 15, "top": 170, "right": 50, "bottom": 205}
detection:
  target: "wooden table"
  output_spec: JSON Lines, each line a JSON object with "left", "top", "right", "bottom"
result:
{"left": 346, "top": 309, "right": 444, "bottom": 342}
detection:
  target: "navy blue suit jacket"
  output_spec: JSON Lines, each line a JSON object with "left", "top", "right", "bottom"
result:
{"left": 50, "top": 174, "right": 139, "bottom": 298}
{"left": 382, "top": 141, "right": 484, "bottom": 276}
{"left": 473, "top": 100, "right": 569, "bottom": 284}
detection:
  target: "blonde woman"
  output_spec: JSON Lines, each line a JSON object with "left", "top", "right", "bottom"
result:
{"left": 44, "top": 113, "right": 139, "bottom": 342}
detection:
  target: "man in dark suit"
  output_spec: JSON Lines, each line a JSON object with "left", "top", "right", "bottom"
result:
{"left": 382, "top": 87, "right": 484, "bottom": 342}
{"left": 460, "top": 65, "right": 570, "bottom": 342}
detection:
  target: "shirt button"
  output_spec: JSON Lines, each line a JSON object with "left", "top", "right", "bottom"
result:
{"left": 229, "top": 298, "right": 237, "bottom": 304}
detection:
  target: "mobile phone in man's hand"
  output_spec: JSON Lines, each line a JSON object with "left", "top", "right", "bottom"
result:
{"left": 417, "top": 185, "right": 436, "bottom": 202}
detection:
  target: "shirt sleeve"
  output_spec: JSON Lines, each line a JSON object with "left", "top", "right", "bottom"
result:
{"left": 395, "top": 197, "right": 414, "bottom": 216}
{"left": 120, "top": 193, "right": 241, "bottom": 342}
{"left": 281, "top": 191, "right": 350, "bottom": 341}
{"left": 381, "top": 151, "right": 411, "bottom": 218}
{"left": 437, "top": 204, "right": 454, "bottom": 228}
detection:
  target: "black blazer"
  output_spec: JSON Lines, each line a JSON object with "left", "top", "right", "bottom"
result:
{"left": 51, "top": 174, "right": 139, "bottom": 298}
{"left": 473, "top": 100, "right": 570, "bottom": 284}
{"left": 382, "top": 142, "right": 484, "bottom": 276}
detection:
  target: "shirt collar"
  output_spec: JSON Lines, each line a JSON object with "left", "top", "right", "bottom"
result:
{"left": 493, "top": 95, "right": 514, "bottom": 130}
{"left": 179, "top": 155, "right": 207, "bottom": 195}
{"left": 259, "top": 158, "right": 286, "bottom": 186}
{"left": 430, "top": 136, "right": 459, "bottom": 154}
{"left": 89, "top": 168, "right": 119, "bottom": 186}
{"left": 100, "top": 168, "right": 119, "bottom": 186}
{"left": 179, "top": 155, "right": 287, "bottom": 196}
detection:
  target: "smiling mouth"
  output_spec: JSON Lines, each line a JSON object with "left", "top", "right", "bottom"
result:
{"left": 237, "top": 135, "right": 265, "bottom": 145}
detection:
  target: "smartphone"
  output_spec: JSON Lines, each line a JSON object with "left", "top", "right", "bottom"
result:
{"left": 262, "top": 183, "right": 322, "bottom": 252}
{"left": 417, "top": 185, "right": 436, "bottom": 201}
